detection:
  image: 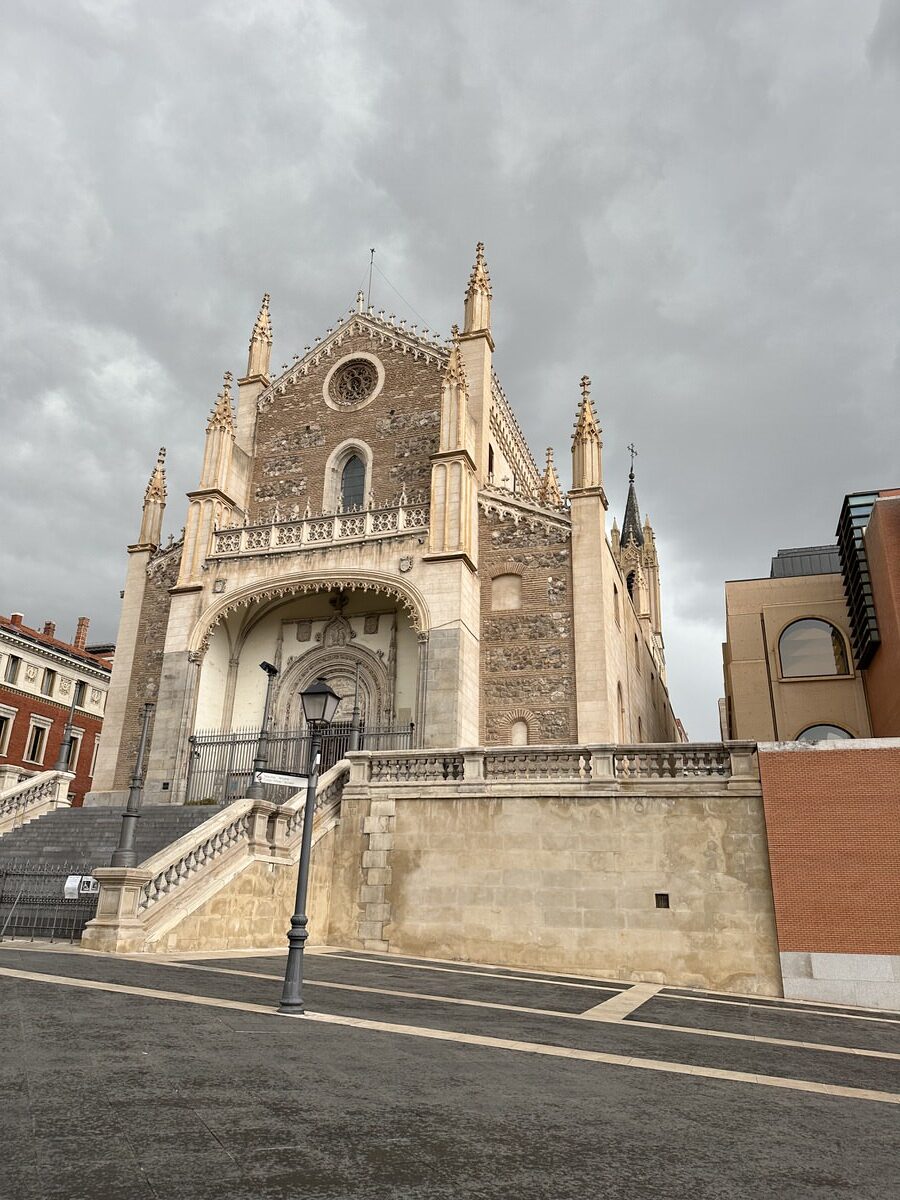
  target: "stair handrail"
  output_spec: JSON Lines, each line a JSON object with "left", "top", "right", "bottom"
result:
{"left": 0, "top": 770, "right": 74, "bottom": 836}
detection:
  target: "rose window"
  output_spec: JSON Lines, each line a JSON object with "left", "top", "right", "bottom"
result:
{"left": 330, "top": 359, "right": 378, "bottom": 407}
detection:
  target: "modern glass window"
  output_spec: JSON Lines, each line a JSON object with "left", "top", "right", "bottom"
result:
{"left": 797, "top": 724, "right": 853, "bottom": 743}
{"left": 779, "top": 619, "right": 850, "bottom": 678}
{"left": 340, "top": 455, "right": 365, "bottom": 511}
{"left": 73, "top": 680, "right": 86, "bottom": 707}
{"left": 4, "top": 655, "right": 21, "bottom": 684}
{"left": 41, "top": 668, "right": 56, "bottom": 697}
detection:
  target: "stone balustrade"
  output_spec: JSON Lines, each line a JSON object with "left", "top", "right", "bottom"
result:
{"left": 83, "top": 760, "right": 350, "bottom": 953}
{"left": 348, "top": 742, "right": 757, "bottom": 786}
{"left": 210, "top": 500, "right": 430, "bottom": 559}
{"left": 0, "top": 769, "right": 73, "bottom": 837}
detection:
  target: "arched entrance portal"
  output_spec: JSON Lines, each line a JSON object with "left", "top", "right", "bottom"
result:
{"left": 187, "top": 584, "right": 423, "bottom": 801}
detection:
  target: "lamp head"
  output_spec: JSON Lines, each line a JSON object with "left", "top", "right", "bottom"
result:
{"left": 300, "top": 676, "right": 341, "bottom": 726}
{"left": 259, "top": 661, "right": 279, "bottom": 678}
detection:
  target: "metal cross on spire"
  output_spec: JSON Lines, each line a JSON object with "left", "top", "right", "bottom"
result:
{"left": 627, "top": 442, "right": 638, "bottom": 480}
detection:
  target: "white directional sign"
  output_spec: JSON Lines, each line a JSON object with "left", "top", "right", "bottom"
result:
{"left": 253, "top": 770, "right": 309, "bottom": 789}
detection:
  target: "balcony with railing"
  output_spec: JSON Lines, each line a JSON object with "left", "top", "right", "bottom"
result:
{"left": 210, "top": 498, "right": 430, "bottom": 560}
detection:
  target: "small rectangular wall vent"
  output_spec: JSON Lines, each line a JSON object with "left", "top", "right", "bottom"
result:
{"left": 655, "top": 893, "right": 670, "bottom": 909}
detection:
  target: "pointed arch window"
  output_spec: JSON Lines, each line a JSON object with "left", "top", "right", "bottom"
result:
{"left": 340, "top": 455, "right": 366, "bottom": 511}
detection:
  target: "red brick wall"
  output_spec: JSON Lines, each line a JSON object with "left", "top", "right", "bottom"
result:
{"left": 758, "top": 745, "right": 900, "bottom": 955}
{"left": 0, "top": 685, "right": 103, "bottom": 806}
{"left": 863, "top": 496, "right": 900, "bottom": 737}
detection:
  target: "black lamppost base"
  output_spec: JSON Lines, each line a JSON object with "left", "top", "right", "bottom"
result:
{"left": 277, "top": 1002, "right": 307, "bottom": 1016}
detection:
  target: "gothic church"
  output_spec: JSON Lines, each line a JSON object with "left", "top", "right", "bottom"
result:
{"left": 89, "top": 245, "right": 679, "bottom": 807}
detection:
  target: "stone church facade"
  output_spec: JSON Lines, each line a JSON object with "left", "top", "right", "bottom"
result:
{"left": 89, "top": 245, "right": 680, "bottom": 807}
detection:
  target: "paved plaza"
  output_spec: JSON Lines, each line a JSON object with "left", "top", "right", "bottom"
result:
{"left": 0, "top": 942, "right": 898, "bottom": 1199}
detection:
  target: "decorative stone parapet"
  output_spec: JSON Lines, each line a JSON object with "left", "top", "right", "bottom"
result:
{"left": 346, "top": 743, "right": 758, "bottom": 788}
{"left": 82, "top": 760, "right": 350, "bottom": 954}
{"left": 0, "top": 769, "right": 74, "bottom": 837}
{"left": 209, "top": 500, "right": 430, "bottom": 560}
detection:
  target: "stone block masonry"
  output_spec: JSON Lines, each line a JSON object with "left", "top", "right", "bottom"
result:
{"left": 479, "top": 511, "right": 576, "bottom": 745}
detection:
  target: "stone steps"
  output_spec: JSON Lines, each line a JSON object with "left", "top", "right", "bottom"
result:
{"left": 0, "top": 805, "right": 227, "bottom": 871}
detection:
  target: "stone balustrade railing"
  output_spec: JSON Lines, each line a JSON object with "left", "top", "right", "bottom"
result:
{"left": 210, "top": 500, "right": 430, "bottom": 559}
{"left": 347, "top": 743, "right": 757, "bottom": 786}
{"left": 83, "top": 760, "right": 350, "bottom": 953}
{"left": 0, "top": 769, "right": 73, "bottom": 837}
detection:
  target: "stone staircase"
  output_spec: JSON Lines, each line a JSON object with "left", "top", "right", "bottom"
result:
{"left": 0, "top": 805, "right": 227, "bottom": 870}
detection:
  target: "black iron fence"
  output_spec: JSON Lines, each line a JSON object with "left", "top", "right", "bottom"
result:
{"left": 0, "top": 861, "right": 101, "bottom": 943}
{"left": 185, "top": 721, "right": 415, "bottom": 805}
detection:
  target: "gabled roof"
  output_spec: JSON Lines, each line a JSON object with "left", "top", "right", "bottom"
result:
{"left": 0, "top": 615, "right": 112, "bottom": 671}
{"left": 257, "top": 303, "right": 449, "bottom": 413}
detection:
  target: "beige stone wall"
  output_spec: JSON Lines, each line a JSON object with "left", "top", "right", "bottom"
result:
{"left": 149, "top": 825, "right": 337, "bottom": 954}
{"left": 112, "top": 546, "right": 181, "bottom": 790}
{"left": 378, "top": 788, "right": 780, "bottom": 994}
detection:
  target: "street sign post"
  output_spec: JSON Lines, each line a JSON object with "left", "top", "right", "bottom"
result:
{"left": 252, "top": 770, "right": 309, "bottom": 789}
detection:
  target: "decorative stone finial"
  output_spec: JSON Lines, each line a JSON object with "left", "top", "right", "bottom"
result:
{"left": 207, "top": 371, "right": 236, "bottom": 433}
{"left": 356, "top": 290, "right": 365, "bottom": 313}
{"left": 539, "top": 446, "right": 562, "bottom": 506}
{"left": 463, "top": 241, "right": 492, "bottom": 335}
{"left": 246, "top": 293, "right": 273, "bottom": 377}
{"left": 144, "top": 447, "right": 167, "bottom": 504}
{"left": 571, "top": 376, "right": 603, "bottom": 490}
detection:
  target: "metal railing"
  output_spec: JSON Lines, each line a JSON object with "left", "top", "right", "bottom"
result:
{"left": 185, "top": 721, "right": 415, "bottom": 805}
{"left": 0, "top": 861, "right": 100, "bottom": 943}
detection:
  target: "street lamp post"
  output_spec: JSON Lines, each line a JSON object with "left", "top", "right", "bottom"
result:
{"left": 52, "top": 687, "right": 79, "bottom": 774}
{"left": 110, "top": 702, "right": 155, "bottom": 868}
{"left": 279, "top": 676, "right": 341, "bottom": 1015}
{"left": 247, "top": 661, "right": 279, "bottom": 800}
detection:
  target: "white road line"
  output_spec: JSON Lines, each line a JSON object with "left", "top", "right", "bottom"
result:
{"left": 0, "top": 964, "right": 897, "bottom": 1106}
{"left": 581, "top": 983, "right": 663, "bottom": 1020}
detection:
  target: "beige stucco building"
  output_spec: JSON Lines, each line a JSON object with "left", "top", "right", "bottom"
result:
{"left": 722, "top": 546, "right": 871, "bottom": 742}
{"left": 89, "top": 244, "right": 680, "bottom": 807}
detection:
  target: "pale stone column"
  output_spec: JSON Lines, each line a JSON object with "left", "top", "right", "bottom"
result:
{"left": 86, "top": 545, "right": 152, "bottom": 806}
{"left": 144, "top": 588, "right": 205, "bottom": 803}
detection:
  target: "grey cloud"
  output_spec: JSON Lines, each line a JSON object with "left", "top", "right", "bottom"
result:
{"left": 2, "top": 0, "right": 898, "bottom": 739}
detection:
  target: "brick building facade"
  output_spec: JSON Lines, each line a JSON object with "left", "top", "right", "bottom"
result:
{"left": 0, "top": 613, "right": 111, "bottom": 806}
{"left": 758, "top": 740, "right": 900, "bottom": 1008}
{"left": 89, "top": 244, "right": 680, "bottom": 807}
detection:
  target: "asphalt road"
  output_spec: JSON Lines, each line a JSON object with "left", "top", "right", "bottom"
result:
{"left": 0, "top": 942, "right": 897, "bottom": 1200}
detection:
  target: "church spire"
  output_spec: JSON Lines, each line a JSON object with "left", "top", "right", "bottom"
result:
{"left": 539, "top": 447, "right": 562, "bottom": 506}
{"left": 463, "top": 241, "right": 492, "bottom": 335}
{"left": 621, "top": 454, "right": 644, "bottom": 548}
{"left": 138, "top": 446, "right": 167, "bottom": 548}
{"left": 246, "top": 293, "right": 272, "bottom": 379}
{"left": 571, "top": 375, "right": 603, "bottom": 490}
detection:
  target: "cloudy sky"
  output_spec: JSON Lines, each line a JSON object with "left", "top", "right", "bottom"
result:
{"left": 2, "top": 1, "right": 898, "bottom": 739}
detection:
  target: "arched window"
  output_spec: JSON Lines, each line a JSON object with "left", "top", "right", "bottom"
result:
{"left": 637, "top": 716, "right": 643, "bottom": 742}
{"left": 779, "top": 619, "right": 850, "bottom": 678}
{"left": 613, "top": 584, "right": 620, "bottom": 627}
{"left": 634, "top": 634, "right": 641, "bottom": 673}
{"left": 492, "top": 574, "right": 522, "bottom": 611}
{"left": 510, "top": 719, "right": 528, "bottom": 746}
{"left": 340, "top": 455, "right": 365, "bottom": 511}
{"left": 626, "top": 571, "right": 636, "bottom": 600}
{"left": 797, "top": 724, "right": 853, "bottom": 743}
